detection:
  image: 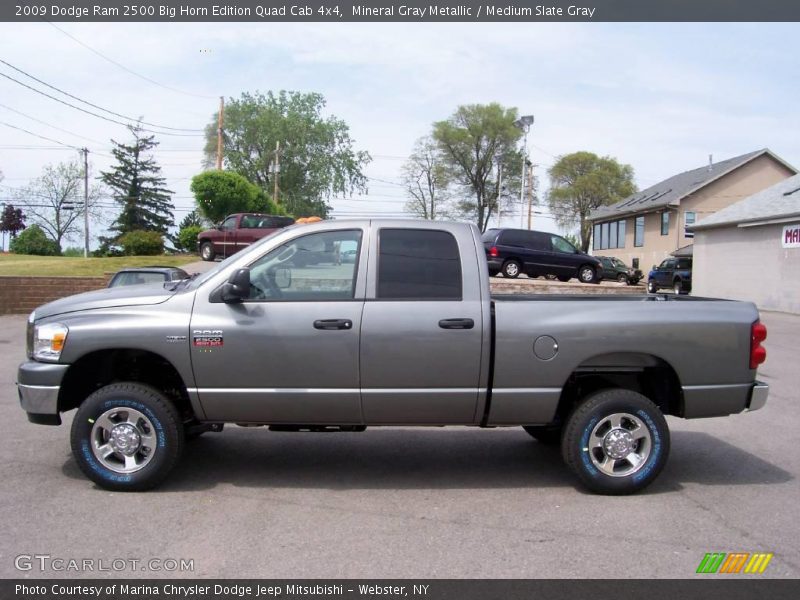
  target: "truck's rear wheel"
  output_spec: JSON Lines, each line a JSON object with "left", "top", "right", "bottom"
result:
{"left": 522, "top": 425, "right": 562, "bottom": 446}
{"left": 200, "top": 241, "right": 215, "bottom": 261}
{"left": 70, "top": 383, "right": 184, "bottom": 491}
{"left": 561, "top": 389, "right": 669, "bottom": 495}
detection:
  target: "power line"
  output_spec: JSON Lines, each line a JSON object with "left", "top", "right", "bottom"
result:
{"left": 0, "top": 59, "right": 205, "bottom": 133}
{"left": 0, "top": 101, "right": 104, "bottom": 144}
{"left": 46, "top": 22, "right": 217, "bottom": 101}
{"left": 0, "top": 70, "right": 204, "bottom": 138}
{"left": 0, "top": 120, "right": 79, "bottom": 150}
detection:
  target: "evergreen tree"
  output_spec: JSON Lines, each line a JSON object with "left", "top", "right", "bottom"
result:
{"left": 101, "top": 125, "right": 174, "bottom": 240}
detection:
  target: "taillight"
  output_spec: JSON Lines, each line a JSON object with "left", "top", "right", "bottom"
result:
{"left": 750, "top": 321, "right": 767, "bottom": 369}
{"left": 489, "top": 246, "right": 499, "bottom": 258}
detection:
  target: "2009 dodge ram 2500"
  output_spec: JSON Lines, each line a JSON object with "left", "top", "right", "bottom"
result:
{"left": 17, "top": 220, "right": 769, "bottom": 494}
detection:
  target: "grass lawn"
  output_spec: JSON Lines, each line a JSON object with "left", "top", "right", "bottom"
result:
{"left": 0, "top": 253, "right": 196, "bottom": 277}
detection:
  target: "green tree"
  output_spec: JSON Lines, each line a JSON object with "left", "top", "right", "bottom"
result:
{"left": 547, "top": 152, "right": 636, "bottom": 252}
{"left": 432, "top": 103, "right": 523, "bottom": 231}
{"left": 191, "top": 170, "right": 277, "bottom": 223}
{"left": 118, "top": 230, "right": 164, "bottom": 255}
{"left": 401, "top": 136, "right": 450, "bottom": 220}
{"left": 15, "top": 161, "right": 102, "bottom": 253}
{"left": 101, "top": 125, "right": 174, "bottom": 240}
{"left": 10, "top": 224, "right": 59, "bottom": 256}
{"left": 204, "top": 91, "right": 370, "bottom": 217}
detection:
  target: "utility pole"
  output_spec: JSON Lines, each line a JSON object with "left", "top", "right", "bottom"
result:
{"left": 513, "top": 115, "right": 534, "bottom": 229}
{"left": 82, "top": 147, "right": 89, "bottom": 258}
{"left": 216, "top": 96, "right": 224, "bottom": 170}
{"left": 491, "top": 156, "right": 502, "bottom": 232}
{"left": 527, "top": 162, "right": 535, "bottom": 230}
{"left": 273, "top": 140, "right": 280, "bottom": 204}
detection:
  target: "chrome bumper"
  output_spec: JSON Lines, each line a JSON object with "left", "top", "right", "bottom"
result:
{"left": 747, "top": 382, "right": 769, "bottom": 412}
{"left": 18, "top": 383, "right": 60, "bottom": 414}
{"left": 17, "top": 361, "right": 69, "bottom": 425}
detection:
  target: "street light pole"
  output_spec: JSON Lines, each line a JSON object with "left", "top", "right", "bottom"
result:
{"left": 513, "top": 115, "right": 534, "bottom": 229}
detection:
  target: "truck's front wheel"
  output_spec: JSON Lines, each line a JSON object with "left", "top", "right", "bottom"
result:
{"left": 70, "top": 383, "right": 184, "bottom": 491}
{"left": 561, "top": 389, "right": 669, "bottom": 495}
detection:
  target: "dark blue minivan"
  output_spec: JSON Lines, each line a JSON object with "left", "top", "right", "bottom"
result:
{"left": 482, "top": 228, "right": 603, "bottom": 283}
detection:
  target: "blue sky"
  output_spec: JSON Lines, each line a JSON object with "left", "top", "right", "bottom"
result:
{"left": 1, "top": 21, "right": 798, "bottom": 244}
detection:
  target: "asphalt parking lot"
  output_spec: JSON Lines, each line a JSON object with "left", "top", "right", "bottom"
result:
{"left": 0, "top": 310, "right": 798, "bottom": 579}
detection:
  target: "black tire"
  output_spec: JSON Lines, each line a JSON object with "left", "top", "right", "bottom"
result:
{"left": 488, "top": 270, "right": 500, "bottom": 277}
{"left": 617, "top": 273, "right": 628, "bottom": 284}
{"left": 647, "top": 280, "right": 657, "bottom": 294}
{"left": 200, "top": 241, "right": 215, "bottom": 262}
{"left": 502, "top": 260, "right": 522, "bottom": 279}
{"left": 561, "top": 389, "right": 670, "bottom": 495}
{"left": 70, "top": 383, "right": 184, "bottom": 492}
{"left": 557, "top": 275, "right": 571, "bottom": 283}
{"left": 578, "top": 264, "right": 597, "bottom": 284}
{"left": 522, "top": 425, "right": 562, "bottom": 446}
{"left": 673, "top": 279, "right": 684, "bottom": 295}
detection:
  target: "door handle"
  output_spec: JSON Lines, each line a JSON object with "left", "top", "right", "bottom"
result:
{"left": 314, "top": 319, "right": 353, "bottom": 331}
{"left": 438, "top": 318, "right": 474, "bottom": 330}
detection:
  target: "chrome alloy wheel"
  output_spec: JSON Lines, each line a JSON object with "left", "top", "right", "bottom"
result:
{"left": 579, "top": 266, "right": 595, "bottom": 282}
{"left": 587, "top": 412, "right": 652, "bottom": 477}
{"left": 91, "top": 407, "right": 158, "bottom": 474}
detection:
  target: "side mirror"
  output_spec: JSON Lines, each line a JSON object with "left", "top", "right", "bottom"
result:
{"left": 652, "top": 265, "right": 657, "bottom": 271}
{"left": 221, "top": 268, "right": 250, "bottom": 303}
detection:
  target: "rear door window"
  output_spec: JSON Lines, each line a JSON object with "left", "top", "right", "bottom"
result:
{"left": 377, "top": 229, "right": 462, "bottom": 300}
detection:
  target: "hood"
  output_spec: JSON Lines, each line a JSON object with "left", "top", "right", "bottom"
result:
{"left": 33, "top": 283, "right": 176, "bottom": 320}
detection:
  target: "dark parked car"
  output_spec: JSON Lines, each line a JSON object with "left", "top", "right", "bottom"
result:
{"left": 598, "top": 256, "right": 642, "bottom": 285}
{"left": 482, "top": 228, "right": 603, "bottom": 283}
{"left": 108, "top": 267, "right": 189, "bottom": 288}
{"left": 647, "top": 257, "right": 692, "bottom": 294}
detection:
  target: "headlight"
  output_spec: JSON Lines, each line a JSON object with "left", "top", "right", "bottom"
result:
{"left": 33, "top": 323, "right": 68, "bottom": 362}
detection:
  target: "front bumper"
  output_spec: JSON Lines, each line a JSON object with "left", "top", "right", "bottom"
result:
{"left": 747, "top": 381, "right": 769, "bottom": 412}
{"left": 17, "top": 361, "right": 70, "bottom": 425}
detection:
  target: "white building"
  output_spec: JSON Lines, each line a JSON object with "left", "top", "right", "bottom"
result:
{"left": 691, "top": 174, "right": 800, "bottom": 314}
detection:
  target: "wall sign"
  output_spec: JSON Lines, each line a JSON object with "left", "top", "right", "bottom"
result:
{"left": 783, "top": 224, "right": 800, "bottom": 248}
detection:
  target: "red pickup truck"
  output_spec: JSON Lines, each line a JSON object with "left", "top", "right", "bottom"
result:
{"left": 197, "top": 213, "right": 295, "bottom": 261}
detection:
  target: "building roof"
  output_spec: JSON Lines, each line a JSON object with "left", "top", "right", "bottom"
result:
{"left": 671, "top": 244, "right": 694, "bottom": 257}
{"left": 589, "top": 149, "right": 797, "bottom": 222}
{"left": 690, "top": 173, "right": 800, "bottom": 231}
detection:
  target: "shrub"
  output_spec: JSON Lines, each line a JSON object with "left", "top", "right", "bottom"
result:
{"left": 10, "top": 225, "right": 59, "bottom": 256}
{"left": 118, "top": 230, "right": 164, "bottom": 256}
{"left": 176, "top": 225, "right": 203, "bottom": 253}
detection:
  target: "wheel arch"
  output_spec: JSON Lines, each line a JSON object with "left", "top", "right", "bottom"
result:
{"left": 552, "top": 352, "right": 684, "bottom": 424}
{"left": 58, "top": 349, "right": 197, "bottom": 421}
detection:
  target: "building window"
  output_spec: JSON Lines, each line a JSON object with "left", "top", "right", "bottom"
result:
{"left": 634, "top": 216, "right": 645, "bottom": 247}
{"left": 661, "top": 212, "right": 670, "bottom": 235}
{"left": 684, "top": 212, "right": 696, "bottom": 238}
{"left": 593, "top": 219, "right": 627, "bottom": 250}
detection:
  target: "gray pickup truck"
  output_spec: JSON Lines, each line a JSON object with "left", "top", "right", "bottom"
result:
{"left": 17, "top": 220, "right": 769, "bottom": 494}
